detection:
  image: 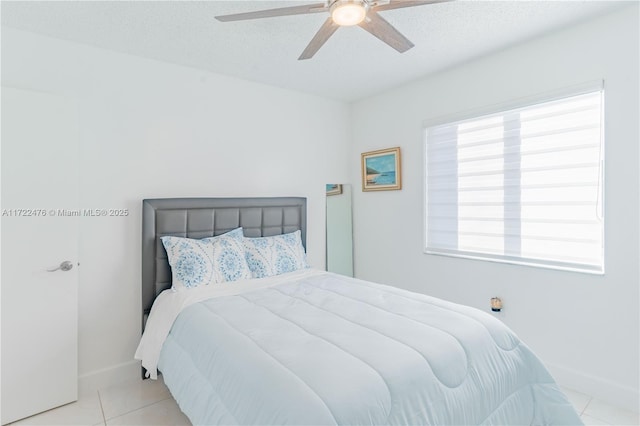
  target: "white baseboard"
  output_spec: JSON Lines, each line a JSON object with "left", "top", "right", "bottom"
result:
{"left": 548, "top": 363, "right": 639, "bottom": 413}
{"left": 78, "top": 359, "right": 142, "bottom": 395}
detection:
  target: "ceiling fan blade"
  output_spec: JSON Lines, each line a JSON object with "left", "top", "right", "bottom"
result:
{"left": 375, "top": 0, "right": 451, "bottom": 12}
{"left": 298, "top": 17, "right": 339, "bottom": 60}
{"left": 215, "top": 3, "right": 327, "bottom": 22}
{"left": 358, "top": 10, "right": 413, "bottom": 53}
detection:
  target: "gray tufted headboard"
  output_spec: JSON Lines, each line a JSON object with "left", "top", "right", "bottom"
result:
{"left": 141, "top": 197, "right": 307, "bottom": 328}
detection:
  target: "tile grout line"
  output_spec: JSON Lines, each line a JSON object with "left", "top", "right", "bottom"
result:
{"left": 580, "top": 396, "right": 593, "bottom": 416}
{"left": 580, "top": 397, "right": 614, "bottom": 424}
{"left": 581, "top": 398, "right": 639, "bottom": 425}
{"left": 101, "top": 396, "right": 174, "bottom": 422}
{"left": 97, "top": 390, "right": 107, "bottom": 426}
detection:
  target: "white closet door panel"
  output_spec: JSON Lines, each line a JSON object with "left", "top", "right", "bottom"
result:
{"left": 1, "top": 87, "right": 79, "bottom": 425}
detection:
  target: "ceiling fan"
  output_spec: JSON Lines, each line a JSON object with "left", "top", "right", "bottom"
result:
{"left": 215, "top": 0, "right": 449, "bottom": 60}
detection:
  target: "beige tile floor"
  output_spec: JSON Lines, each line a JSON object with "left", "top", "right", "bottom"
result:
{"left": 10, "top": 378, "right": 639, "bottom": 425}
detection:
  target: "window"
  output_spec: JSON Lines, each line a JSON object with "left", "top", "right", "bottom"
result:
{"left": 424, "top": 86, "right": 604, "bottom": 274}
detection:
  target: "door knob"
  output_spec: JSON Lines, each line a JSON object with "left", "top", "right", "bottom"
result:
{"left": 47, "top": 261, "right": 74, "bottom": 272}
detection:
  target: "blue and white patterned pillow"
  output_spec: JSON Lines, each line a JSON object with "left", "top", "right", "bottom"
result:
{"left": 210, "top": 229, "right": 252, "bottom": 283}
{"left": 243, "top": 230, "right": 308, "bottom": 278}
{"left": 161, "top": 228, "right": 251, "bottom": 290}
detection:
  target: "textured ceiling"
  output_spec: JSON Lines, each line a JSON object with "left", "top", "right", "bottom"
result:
{"left": 0, "top": 1, "right": 628, "bottom": 101}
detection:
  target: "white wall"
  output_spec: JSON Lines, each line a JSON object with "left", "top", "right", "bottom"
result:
{"left": 351, "top": 5, "right": 639, "bottom": 410}
{"left": 1, "top": 28, "right": 352, "bottom": 389}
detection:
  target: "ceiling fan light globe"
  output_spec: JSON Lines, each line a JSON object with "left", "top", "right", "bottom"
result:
{"left": 331, "top": 3, "right": 367, "bottom": 26}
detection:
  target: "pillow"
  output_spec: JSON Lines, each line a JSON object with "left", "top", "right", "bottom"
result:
{"left": 243, "top": 230, "right": 308, "bottom": 278}
{"left": 161, "top": 228, "right": 251, "bottom": 290}
{"left": 209, "top": 229, "right": 252, "bottom": 283}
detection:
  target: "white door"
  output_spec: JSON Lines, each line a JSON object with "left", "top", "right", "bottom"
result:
{"left": 1, "top": 87, "right": 79, "bottom": 424}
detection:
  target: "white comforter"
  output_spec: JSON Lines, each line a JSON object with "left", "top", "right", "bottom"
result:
{"left": 136, "top": 269, "right": 581, "bottom": 425}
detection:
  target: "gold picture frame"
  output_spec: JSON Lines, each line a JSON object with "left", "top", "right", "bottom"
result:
{"left": 326, "top": 184, "right": 343, "bottom": 196}
{"left": 361, "top": 147, "right": 402, "bottom": 191}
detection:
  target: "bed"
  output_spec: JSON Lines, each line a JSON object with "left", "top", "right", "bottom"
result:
{"left": 135, "top": 197, "right": 582, "bottom": 425}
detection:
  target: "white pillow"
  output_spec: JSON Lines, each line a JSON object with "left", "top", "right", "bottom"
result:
{"left": 161, "top": 228, "right": 251, "bottom": 290}
{"left": 243, "top": 230, "right": 308, "bottom": 278}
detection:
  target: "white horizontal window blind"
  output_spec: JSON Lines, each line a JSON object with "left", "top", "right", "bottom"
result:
{"left": 425, "top": 88, "right": 604, "bottom": 274}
